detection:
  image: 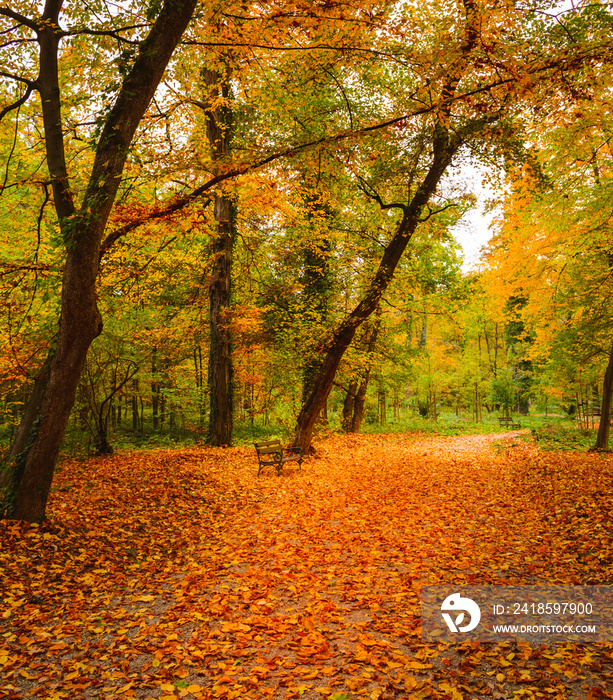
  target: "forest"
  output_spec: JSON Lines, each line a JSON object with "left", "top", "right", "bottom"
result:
{"left": 1, "top": 0, "right": 613, "bottom": 523}
{"left": 3, "top": 3, "right": 613, "bottom": 699}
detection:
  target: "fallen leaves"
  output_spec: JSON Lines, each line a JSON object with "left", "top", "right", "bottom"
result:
{"left": 1, "top": 434, "right": 613, "bottom": 699}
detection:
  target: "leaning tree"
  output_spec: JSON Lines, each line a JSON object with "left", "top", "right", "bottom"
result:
{"left": 0, "top": 0, "right": 198, "bottom": 521}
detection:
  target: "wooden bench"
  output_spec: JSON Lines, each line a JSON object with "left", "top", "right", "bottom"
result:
{"left": 255, "top": 440, "right": 304, "bottom": 476}
{"left": 499, "top": 416, "right": 522, "bottom": 430}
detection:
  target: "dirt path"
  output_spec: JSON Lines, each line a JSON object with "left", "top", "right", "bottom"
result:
{"left": 1, "top": 432, "right": 612, "bottom": 700}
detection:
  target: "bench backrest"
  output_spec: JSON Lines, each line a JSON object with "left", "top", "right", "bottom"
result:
{"left": 255, "top": 440, "right": 283, "bottom": 454}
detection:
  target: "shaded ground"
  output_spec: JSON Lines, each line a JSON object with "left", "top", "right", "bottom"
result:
{"left": 1, "top": 432, "right": 613, "bottom": 700}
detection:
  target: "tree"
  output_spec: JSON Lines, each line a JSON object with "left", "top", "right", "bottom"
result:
{"left": 341, "top": 310, "right": 381, "bottom": 433}
{"left": 480, "top": 3, "right": 613, "bottom": 435}
{"left": 594, "top": 339, "right": 613, "bottom": 451}
{"left": 0, "top": 0, "right": 197, "bottom": 522}
{"left": 291, "top": 0, "right": 535, "bottom": 449}
{"left": 201, "top": 62, "right": 235, "bottom": 447}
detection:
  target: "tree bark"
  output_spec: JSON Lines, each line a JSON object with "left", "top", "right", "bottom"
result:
{"left": 0, "top": 0, "right": 197, "bottom": 522}
{"left": 351, "top": 378, "right": 369, "bottom": 433}
{"left": 202, "top": 65, "right": 235, "bottom": 447}
{"left": 207, "top": 196, "right": 234, "bottom": 446}
{"left": 352, "top": 313, "right": 381, "bottom": 432}
{"left": 594, "top": 338, "right": 613, "bottom": 451}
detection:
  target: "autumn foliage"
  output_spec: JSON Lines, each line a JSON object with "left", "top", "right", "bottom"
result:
{"left": 2, "top": 433, "right": 613, "bottom": 699}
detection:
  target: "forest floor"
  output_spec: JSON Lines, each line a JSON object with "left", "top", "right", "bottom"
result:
{"left": 1, "top": 432, "right": 613, "bottom": 700}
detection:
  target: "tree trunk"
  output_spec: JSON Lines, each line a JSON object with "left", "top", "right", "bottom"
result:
{"left": 0, "top": 0, "right": 197, "bottom": 522}
{"left": 342, "top": 380, "right": 359, "bottom": 432}
{"left": 419, "top": 310, "right": 428, "bottom": 349}
{"left": 203, "top": 63, "right": 235, "bottom": 447}
{"left": 132, "top": 378, "right": 139, "bottom": 432}
{"left": 351, "top": 378, "right": 369, "bottom": 433}
{"left": 151, "top": 349, "right": 159, "bottom": 431}
{"left": 352, "top": 313, "right": 381, "bottom": 432}
{"left": 594, "top": 338, "right": 613, "bottom": 451}
{"left": 293, "top": 123, "right": 462, "bottom": 451}
{"left": 207, "top": 196, "right": 234, "bottom": 446}
{"left": 378, "top": 390, "right": 387, "bottom": 425}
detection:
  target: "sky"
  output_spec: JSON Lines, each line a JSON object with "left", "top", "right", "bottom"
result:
{"left": 450, "top": 163, "right": 500, "bottom": 273}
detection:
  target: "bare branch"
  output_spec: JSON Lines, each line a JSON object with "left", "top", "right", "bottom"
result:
{"left": 99, "top": 361, "right": 140, "bottom": 415}
{"left": 419, "top": 202, "right": 458, "bottom": 222}
{"left": 322, "top": 65, "right": 354, "bottom": 130}
{"left": 0, "top": 82, "right": 36, "bottom": 123}
{"left": 61, "top": 24, "right": 148, "bottom": 44}
{"left": 0, "top": 70, "right": 35, "bottom": 86}
{"left": 356, "top": 175, "right": 409, "bottom": 214}
{"left": 0, "top": 104, "right": 20, "bottom": 193}
{"left": 0, "top": 37, "right": 37, "bottom": 49}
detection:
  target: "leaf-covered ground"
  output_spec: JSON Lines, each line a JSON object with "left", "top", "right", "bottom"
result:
{"left": 2, "top": 433, "right": 613, "bottom": 700}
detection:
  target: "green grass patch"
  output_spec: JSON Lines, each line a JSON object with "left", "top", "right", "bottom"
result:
{"left": 530, "top": 422, "right": 597, "bottom": 451}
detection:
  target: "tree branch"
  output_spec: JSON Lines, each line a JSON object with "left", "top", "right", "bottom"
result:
{"left": 61, "top": 25, "right": 148, "bottom": 43}
{"left": 80, "top": 0, "right": 197, "bottom": 246}
{"left": 355, "top": 175, "right": 409, "bottom": 214}
{"left": 101, "top": 34, "right": 606, "bottom": 256}
{"left": 0, "top": 6, "right": 38, "bottom": 31}
{"left": 419, "top": 202, "right": 458, "bottom": 222}
{"left": 0, "top": 73, "right": 36, "bottom": 122}
{"left": 37, "top": 0, "right": 76, "bottom": 224}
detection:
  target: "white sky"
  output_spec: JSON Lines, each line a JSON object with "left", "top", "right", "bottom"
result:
{"left": 449, "top": 163, "right": 501, "bottom": 273}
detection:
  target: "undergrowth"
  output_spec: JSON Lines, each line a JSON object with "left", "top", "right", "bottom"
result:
{"left": 531, "top": 422, "right": 597, "bottom": 451}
